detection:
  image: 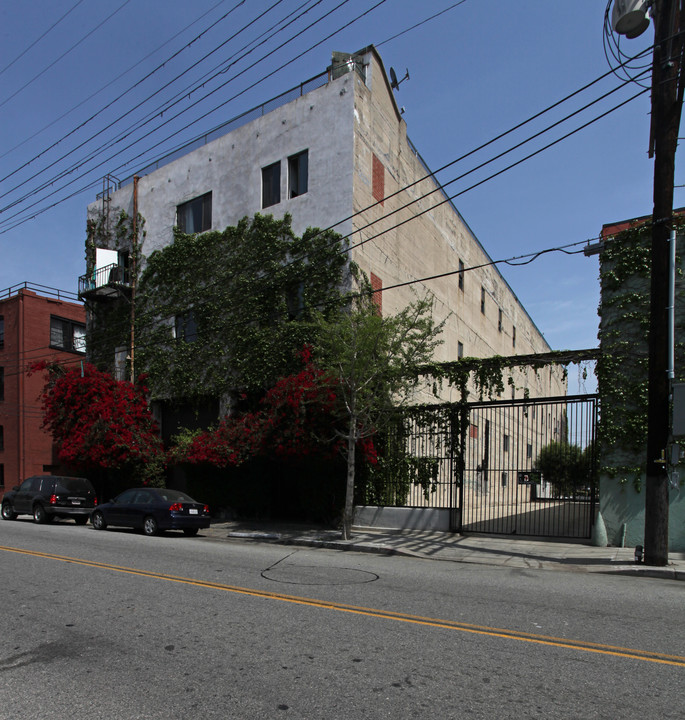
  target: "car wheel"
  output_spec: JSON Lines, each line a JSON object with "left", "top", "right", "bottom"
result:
{"left": 74, "top": 515, "right": 88, "bottom": 525}
{"left": 1, "top": 502, "right": 16, "bottom": 520}
{"left": 143, "top": 516, "right": 158, "bottom": 536}
{"left": 33, "top": 504, "right": 47, "bottom": 524}
{"left": 91, "top": 511, "right": 107, "bottom": 531}
{"left": 183, "top": 528, "right": 198, "bottom": 537}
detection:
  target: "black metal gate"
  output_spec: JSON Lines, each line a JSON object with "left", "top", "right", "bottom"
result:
{"left": 359, "top": 394, "right": 599, "bottom": 539}
{"left": 459, "top": 395, "right": 599, "bottom": 538}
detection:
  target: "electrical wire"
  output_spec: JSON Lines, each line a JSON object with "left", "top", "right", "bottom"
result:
{"left": 0, "top": 0, "right": 233, "bottom": 163}
{"left": 0, "top": 233, "right": 602, "bottom": 383}
{"left": 0, "top": 0, "right": 87, "bottom": 77}
{"left": 0, "top": 0, "right": 262, "bottom": 191}
{"left": 0, "top": 0, "right": 345, "bottom": 211}
{"left": 0, "top": 0, "right": 385, "bottom": 228}
{"left": 0, "top": 0, "right": 134, "bottom": 110}
{"left": 376, "top": 0, "right": 468, "bottom": 47}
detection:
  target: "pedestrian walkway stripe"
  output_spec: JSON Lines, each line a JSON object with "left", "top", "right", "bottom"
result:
{"left": 3, "top": 544, "right": 684, "bottom": 668}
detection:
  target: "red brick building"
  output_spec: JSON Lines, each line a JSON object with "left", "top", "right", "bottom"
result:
{"left": 0, "top": 284, "right": 85, "bottom": 496}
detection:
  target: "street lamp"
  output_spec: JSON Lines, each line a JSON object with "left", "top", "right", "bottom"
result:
{"left": 612, "top": 0, "right": 651, "bottom": 38}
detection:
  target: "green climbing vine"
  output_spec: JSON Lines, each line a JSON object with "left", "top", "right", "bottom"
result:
{"left": 596, "top": 218, "right": 685, "bottom": 491}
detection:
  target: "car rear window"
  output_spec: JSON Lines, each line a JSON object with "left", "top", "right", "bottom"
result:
{"left": 157, "top": 489, "right": 196, "bottom": 503}
{"left": 54, "top": 478, "right": 93, "bottom": 494}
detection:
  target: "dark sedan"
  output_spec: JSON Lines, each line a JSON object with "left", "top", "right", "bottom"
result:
{"left": 91, "top": 488, "right": 210, "bottom": 536}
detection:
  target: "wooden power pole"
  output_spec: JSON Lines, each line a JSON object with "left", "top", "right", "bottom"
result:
{"left": 644, "top": 0, "right": 683, "bottom": 565}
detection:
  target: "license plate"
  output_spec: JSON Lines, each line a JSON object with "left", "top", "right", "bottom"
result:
{"left": 71, "top": 500, "right": 81, "bottom": 505}
{"left": 189, "top": 509, "right": 198, "bottom": 515}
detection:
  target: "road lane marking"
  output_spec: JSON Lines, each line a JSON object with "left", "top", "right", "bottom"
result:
{"left": 3, "top": 544, "right": 684, "bottom": 668}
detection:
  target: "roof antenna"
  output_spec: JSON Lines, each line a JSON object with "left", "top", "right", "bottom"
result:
{"left": 389, "top": 66, "right": 410, "bottom": 91}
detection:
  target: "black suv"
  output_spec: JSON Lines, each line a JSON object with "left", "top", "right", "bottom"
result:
{"left": 1, "top": 475, "right": 97, "bottom": 525}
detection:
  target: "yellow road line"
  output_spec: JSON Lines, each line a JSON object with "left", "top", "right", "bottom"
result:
{"left": 3, "top": 544, "right": 684, "bottom": 668}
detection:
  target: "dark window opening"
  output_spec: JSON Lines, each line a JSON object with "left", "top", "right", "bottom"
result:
{"left": 0, "top": 315, "right": 4, "bottom": 348}
{"left": 498, "top": 309, "right": 503, "bottom": 332}
{"left": 458, "top": 260, "right": 464, "bottom": 291}
{"left": 0, "top": 425, "right": 3, "bottom": 450}
{"left": 175, "top": 311, "right": 198, "bottom": 343}
{"left": 0, "top": 367, "right": 3, "bottom": 401}
{"left": 0, "top": 464, "right": 4, "bottom": 489}
{"left": 262, "top": 162, "right": 281, "bottom": 208}
{"left": 481, "top": 286, "right": 486, "bottom": 314}
{"left": 288, "top": 150, "right": 308, "bottom": 198}
{"left": 458, "top": 341, "right": 464, "bottom": 360}
{"left": 503, "top": 434, "right": 509, "bottom": 452}
{"left": 177, "top": 192, "right": 212, "bottom": 234}
{"left": 513, "top": 325, "right": 516, "bottom": 348}
{"left": 50, "top": 316, "right": 86, "bottom": 354}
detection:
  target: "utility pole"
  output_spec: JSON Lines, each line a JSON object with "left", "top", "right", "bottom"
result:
{"left": 644, "top": 0, "right": 682, "bottom": 566}
{"left": 612, "top": 0, "right": 683, "bottom": 565}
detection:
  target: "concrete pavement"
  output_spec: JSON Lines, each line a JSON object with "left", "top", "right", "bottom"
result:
{"left": 202, "top": 520, "right": 685, "bottom": 581}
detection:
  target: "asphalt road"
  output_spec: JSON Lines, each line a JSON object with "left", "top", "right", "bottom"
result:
{"left": 0, "top": 518, "right": 683, "bottom": 719}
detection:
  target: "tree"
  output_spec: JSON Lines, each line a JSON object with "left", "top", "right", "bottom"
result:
{"left": 30, "top": 362, "right": 165, "bottom": 488}
{"left": 313, "top": 286, "right": 445, "bottom": 539}
{"left": 535, "top": 441, "right": 591, "bottom": 498}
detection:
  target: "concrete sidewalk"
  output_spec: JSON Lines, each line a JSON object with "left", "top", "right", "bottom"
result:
{"left": 202, "top": 520, "right": 685, "bottom": 581}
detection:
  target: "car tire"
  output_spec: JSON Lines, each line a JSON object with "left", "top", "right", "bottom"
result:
{"left": 74, "top": 515, "right": 88, "bottom": 525}
{"left": 33, "top": 504, "right": 47, "bottom": 524}
{"left": 183, "top": 528, "right": 199, "bottom": 537}
{"left": 1, "top": 502, "right": 16, "bottom": 520}
{"left": 143, "top": 516, "right": 158, "bottom": 536}
{"left": 91, "top": 511, "right": 107, "bottom": 531}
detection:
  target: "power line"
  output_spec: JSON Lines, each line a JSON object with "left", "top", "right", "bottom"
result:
{"left": 0, "top": 0, "right": 233, "bottom": 163}
{"left": 0, "top": 0, "right": 258, "bottom": 191}
{"left": 0, "top": 0, "right": 87, "bottom": 77}
{"left": 0, "top": 0, "right": 349, "bottom": 214}
{"left": 0, "top": 0, "right": 385, "bottom": 230}
{"left": 0, "top": 0, "right": 134, "bottom": 110}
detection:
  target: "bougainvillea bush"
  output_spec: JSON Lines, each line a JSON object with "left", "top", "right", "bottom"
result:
{"left": 172, "top": 347, "right": 377, "bottom": 469}
{"left": 30, "top": 361, "right": 165, "bottom": 486}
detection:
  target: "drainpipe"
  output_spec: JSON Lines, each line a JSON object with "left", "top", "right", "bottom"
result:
{"left": 17, "top": 291, "right": 24, "bottom": 482}
{"left": 130, "top": 176, "right": 139, "bottom": 383}
{"left": 668, "top": 229, "right": 676, "bottom": 381}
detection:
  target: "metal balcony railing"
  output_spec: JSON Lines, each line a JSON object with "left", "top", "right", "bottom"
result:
{"left": 78, "top": 263, "right": 130, "bottom": 298}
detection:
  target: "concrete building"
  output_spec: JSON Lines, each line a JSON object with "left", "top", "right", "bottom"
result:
{"left": 82, "top": 46, "right": 565, "bottom": 415}
{"left": 0, "top": 284, "right": 86, "bottom": 496}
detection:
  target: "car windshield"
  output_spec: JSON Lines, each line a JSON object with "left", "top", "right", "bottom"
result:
{"left": 155, "top": 489, "right": 197, "bottom": 503}
{"left": 54, "top": 478, "right": 92, "bottom": 494}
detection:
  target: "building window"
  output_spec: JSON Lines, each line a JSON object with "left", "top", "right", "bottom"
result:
{"left": 481, "top": 286, "right": 486, "bottom": 315}
{"left": 0, "top": 315, "right": 4, "bottom": 348}
{"left": 513, "top": 326, "right": 516, "bottom": 348}
{"left": 175, "top": 311, "right": 197, "bottom": 343}
{"left": 498, "top": 309, "right": 503, "bottom": 332}
{"left": 177, "top": 191, "right": 212, "bottom": 234}
{"left": 458, "top": 260, "right": 464, "bottom": 291}
{"left": 0, "top": 367, "right": 3, "bottom": 402}
{"left": 503, "top": 434, "right": 509, "bottom": 453}
{"left": 0, "top": 425, "right": 3, "bottom": 450}
{"left": 262, "top": 162, "right": 281, "bottom": 208}
{"left": 50, "top": 316, "right": 86, "bottom": 354}
{"left": 288, "top": 150, "right": 308, "bottom": 198}
{"left": 527, "top": 443, "right": 533, "bottom": 459}
{"left": 0, "top": 464, "right": 4, "bottom": 489}
{"left": 372, "top": 153, "right": 385, "bottom": 205}
{"left": 370, "top": 272, "right": 383, "bottom": 315}
{"left": 457, "top": 341, "right": 464, "bottom": 360}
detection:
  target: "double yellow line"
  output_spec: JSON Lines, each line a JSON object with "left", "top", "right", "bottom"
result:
{"left": 3, "top": 544, "right": 684, "bottom": 668}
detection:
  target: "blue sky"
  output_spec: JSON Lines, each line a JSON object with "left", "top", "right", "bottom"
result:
{"left": 0, "top": 0, "right": 674, "bottom": 381}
